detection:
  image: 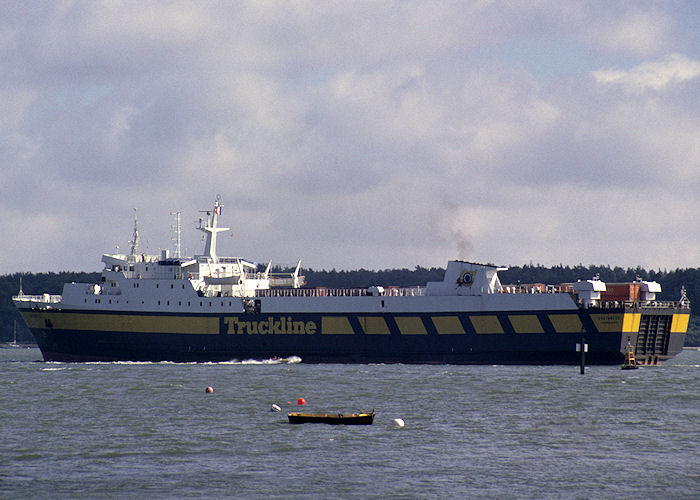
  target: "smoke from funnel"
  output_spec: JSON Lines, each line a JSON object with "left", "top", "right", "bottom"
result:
{"left": 430, "top": 202, "right": 473, "bottom": 260}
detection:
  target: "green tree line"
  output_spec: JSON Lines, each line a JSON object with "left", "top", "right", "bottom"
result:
{"left": 2, "top": 265, "right": 698, "bottom": 345}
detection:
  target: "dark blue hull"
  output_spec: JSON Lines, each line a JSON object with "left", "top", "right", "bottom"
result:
{"left": 22, "top": 307, "right": 687, "bottom": 365}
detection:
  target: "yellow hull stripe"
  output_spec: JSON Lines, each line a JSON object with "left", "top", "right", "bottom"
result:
{"left": 508, "top": 315, "right": 544, "bottom": 334}
{"left": 470, "top": 316, "right": 503, "bottom": 334}
{"left": 671, "top": 314, "right": 690, "bottom": 333}
{"left": 23, "top": 310, "right": 685, "bottom": 338}
{"left": 394, "top": 317, "right": 427, "bottom": 335}
{"left": 321, "top": 316, "right": 354, "bottom": 334}
{"left": 358, "top": 316, "right": 390, "bottom": 335}
{"left": 622, "top": 313, "right": 641, "bottom": 333}
{"left": 548, "top": 314, "right": 583, "bottom": 333}
{"left": 22, "top": 311, "right": 218, "bottom": 334}
{"left": 432, "top": 316, "right": 465, "bottom": 334}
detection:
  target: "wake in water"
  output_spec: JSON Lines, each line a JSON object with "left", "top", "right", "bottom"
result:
{"left": 241, "top": 355, "right": 302, "bottom": 365}
{"left": 38, "top": 356, "right": 304, "bottom": 366}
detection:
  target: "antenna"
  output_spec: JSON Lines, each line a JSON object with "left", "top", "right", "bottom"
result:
{"left": 170, "top": 211, "right": 181, "bottom": 258}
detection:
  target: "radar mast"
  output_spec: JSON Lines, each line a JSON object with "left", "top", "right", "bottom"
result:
{"left": 198, "top": 195, "right": 229, "bottom": 262}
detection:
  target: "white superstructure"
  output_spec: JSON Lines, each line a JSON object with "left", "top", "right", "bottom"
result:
{"left": 15, "top": 197, "right": 305, "bottom": 312}
{"left": 17, "top": 196, "right": 662, "bottom": 316}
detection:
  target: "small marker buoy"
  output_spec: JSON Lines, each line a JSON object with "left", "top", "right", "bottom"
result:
{"left": 297, "top": 397, "right": 306, "bottom": 405}
{"left": 392, "top": 418, "right": 405, "bottom": 428}
{"left": 205, "top": 386, "right": 214, "bottom": 394}
{"left": 271, "top": 404, "right": 282, "bottom": 412}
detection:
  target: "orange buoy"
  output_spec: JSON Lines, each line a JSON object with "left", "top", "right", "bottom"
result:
{"left": 297, "top": 397, "right": 306, "bottom": 405}
{"left": 205, "top": 386, "right": 214, "bottom": 394}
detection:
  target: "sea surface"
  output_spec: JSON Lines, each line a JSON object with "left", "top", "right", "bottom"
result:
{"left": 1, "top": 348, "right": 698, "bottom": 499}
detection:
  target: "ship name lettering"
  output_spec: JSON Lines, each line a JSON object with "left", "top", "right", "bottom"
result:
{"left": 224, "top": 316, "right": 316, "bottom": 335}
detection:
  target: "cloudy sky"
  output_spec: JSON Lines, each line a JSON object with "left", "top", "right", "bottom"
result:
{"left": 2, "top": 1, "right": 699, "bottom": 275}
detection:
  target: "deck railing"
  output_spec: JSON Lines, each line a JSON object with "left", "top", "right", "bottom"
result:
{"left": 12, "top": 294, "right": 62, "bottom": 304}
{"left": 595, "top": 300, "right": 688, "bottom": 309}
{"left": 256, "top": 287, "right": 426, "bottom": 298}
{"left": 500, "top": 284, "right": 574, "bottom": 294}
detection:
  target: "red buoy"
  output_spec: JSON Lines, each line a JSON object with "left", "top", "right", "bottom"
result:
{"left": 297, "top": 397, "right": 306, "bottom": 405}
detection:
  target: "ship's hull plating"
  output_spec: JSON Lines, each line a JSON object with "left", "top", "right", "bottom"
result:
{"left": 19, "top": 307, "right": 688, "bottom": 365}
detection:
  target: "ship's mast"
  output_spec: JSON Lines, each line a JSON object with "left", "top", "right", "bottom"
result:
{"left": 129, "top": 208, "right": 139, "bottom": 256}
{"left": 198, "top": 195, "right": 229, "bottom": 262}
{"left": 170, "top": 211, "right": 182, "bottom": 258}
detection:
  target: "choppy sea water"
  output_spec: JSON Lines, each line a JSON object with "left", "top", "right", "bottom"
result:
{"left": 0, "top": 348, "right": 698, "bottom": 499}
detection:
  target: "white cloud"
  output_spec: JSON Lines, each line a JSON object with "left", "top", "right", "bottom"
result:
{"left": 592, "top": 53, "right": 700, "bottom": 92}
{"left": 1, "top": 2, "right": 699, "bottom": 273}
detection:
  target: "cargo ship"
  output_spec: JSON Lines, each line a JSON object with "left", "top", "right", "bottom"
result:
{"left": 13, "top": 197, "right": 690, "bottom": 364}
